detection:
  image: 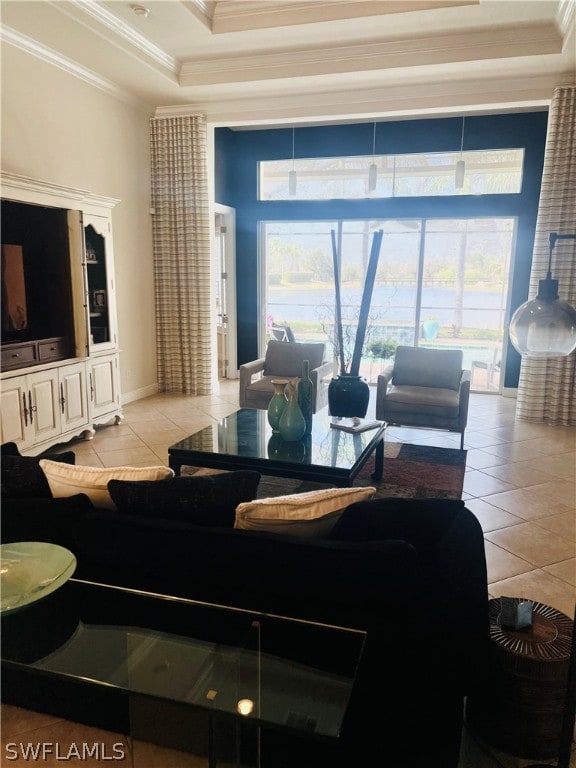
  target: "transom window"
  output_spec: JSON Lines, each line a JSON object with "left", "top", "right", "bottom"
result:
{"left": 259, "top": 149, "right": 524, "bottom": 200}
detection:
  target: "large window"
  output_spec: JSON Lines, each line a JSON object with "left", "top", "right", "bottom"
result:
{"left": 262, "top": 218, "right": 515, "bottom": 393}
{"left": 259, "top": 149, "right": 524, "bottom": 200}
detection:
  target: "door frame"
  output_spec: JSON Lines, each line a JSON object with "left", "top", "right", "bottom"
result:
{"left": 214, "top": 203, "right": 238, "bottom": 378}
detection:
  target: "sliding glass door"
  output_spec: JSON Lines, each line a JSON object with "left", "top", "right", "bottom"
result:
{"left": 261, "top": 217, "right": 514, "bottom": 393}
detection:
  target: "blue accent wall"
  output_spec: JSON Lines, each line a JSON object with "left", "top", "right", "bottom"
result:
{"left": 215, "top": 112, "right": 548, "bottom": 386}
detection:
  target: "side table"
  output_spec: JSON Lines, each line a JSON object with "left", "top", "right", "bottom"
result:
{"left": 466, "top": 597, "right": 573, "bottom": 761}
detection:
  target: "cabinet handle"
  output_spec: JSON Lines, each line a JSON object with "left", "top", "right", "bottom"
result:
{"left": 89, "top": 373, "right": 94, "bottom": 401}
{"left": 60, "top": 383, "right": 66, "bottom": 414}
{"left": 11, "top": 353, "right": 20, "bottom": 358}
{"left": 22, "top": 392, "right": 29, "bottom": 427}
{"left": 28, "top": 391, "right": 36, "bottom": 424}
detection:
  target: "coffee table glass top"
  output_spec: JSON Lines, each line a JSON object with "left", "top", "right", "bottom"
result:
{"left": 2, "top": 579, "right": 365, "bottom": 740}
{"left": 0, "top": 542, "right": 77, "bottom": 614}
{"left": 169, "top": 408, "right": 385, "bottom": 476}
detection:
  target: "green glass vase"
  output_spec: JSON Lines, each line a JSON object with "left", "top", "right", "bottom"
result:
{"left": 267, "top": 379, "right": 288, "bottom": 433}
{"left": 278, "top": 380, "right": 306, "bottom": 442}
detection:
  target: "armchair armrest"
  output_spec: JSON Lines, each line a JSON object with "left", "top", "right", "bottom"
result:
{"left": 375, "top": 365, "right": 394, "bottom": 421}
{"left": 458, "top": 370, "right": 471, "bottom": 429}
{"left": 310, "top": 359, "right": 335, "bottom": 412}
{"left": 239, "top": 358, "right": 265, "bottom": 408}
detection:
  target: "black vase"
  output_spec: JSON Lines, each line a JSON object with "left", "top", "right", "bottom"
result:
{"left": 328, "top": 375, "right": 370, "bottom": 418}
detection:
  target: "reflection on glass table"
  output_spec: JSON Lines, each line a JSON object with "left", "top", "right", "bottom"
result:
{"left": 2, "top": 579, "right": 366, "bottom": 766}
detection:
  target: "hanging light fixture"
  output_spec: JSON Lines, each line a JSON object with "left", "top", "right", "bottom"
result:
{"left": 455, "top": 116, "right": 466, "bottom": 190}
{"left": 368, "top": 122, "right": 378, "bottom": 192}
{"left": 509, "top": 232, "right": 576, "bottom": 357}
{"left": 288, "top": 128, "right": 297, "bottom": 196}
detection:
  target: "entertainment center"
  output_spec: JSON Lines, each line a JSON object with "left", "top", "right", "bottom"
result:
{"left": 0, "top": 173, "right": 122, "bottom": 455}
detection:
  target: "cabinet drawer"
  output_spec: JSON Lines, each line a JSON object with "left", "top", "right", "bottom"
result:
{"left": 1, "top": 343, "right": 37, "bottom": 370}
{"left": 38, "top": 338, "right": 68, "bottom": 362}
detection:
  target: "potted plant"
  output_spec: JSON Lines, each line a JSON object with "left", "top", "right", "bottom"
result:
{"left": 328, "top": 229, "right": 383, "bottom": 417}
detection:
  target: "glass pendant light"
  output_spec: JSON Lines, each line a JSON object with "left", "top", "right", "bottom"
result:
{"left": 455, "top": 116, "right": 465, "bottom": 190}
{"left": 288, "top": 128, "right": 297, "bottom": 196}
{"left": 509, "top": 233, "right": 576, "bottom": 357}
{"left": 368, "top": 122, "right": 378, "bottom": 192}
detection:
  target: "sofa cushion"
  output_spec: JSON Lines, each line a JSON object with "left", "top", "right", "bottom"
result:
{"left": 2, "top": 452, "right": 76, "bottom": 500}
{"left": 1, "top": 494, "right": 95, "bottom": 551}
{"left": 263, "top": 340, "right": 325, "bottom": 377}
{"left": 333, "top": 498, "right": 466, "bottom": 548}
{"left": 385, "top": 385, "right": 461, "bottom": 418}
{"left": 235, "top": 486, "right": 376, "bottom": 538}
{"left": 392, "top": 346, "right": 463, "bottom": 391}
{"left": 39, "top": 460, "right": 174, "bottom": 510}
{"left": 107, "top": 471, "right": 261, "bottom": 527}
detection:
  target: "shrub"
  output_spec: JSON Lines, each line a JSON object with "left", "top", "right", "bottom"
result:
{"left": 368, "top": 339, "right": 398, "bottom": 359}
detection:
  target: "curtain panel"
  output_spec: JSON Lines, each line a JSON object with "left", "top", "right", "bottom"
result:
{"left": 516, "top": 86, "right": 576, "bottom": 426}
{"left": 150, "top": 114, "right": 213, "bottom": 394}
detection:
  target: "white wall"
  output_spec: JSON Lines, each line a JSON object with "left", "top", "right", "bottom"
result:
{"left": 1, "top": 45, "right": 157, "bottom": 402}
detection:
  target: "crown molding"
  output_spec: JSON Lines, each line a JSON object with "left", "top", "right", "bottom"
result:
{"left": 56, "top": 0, "right": 179, "bottom": 75}
{"left": 159, "top": 72, "right": 556, "bottom": 125}
{"left": 181, "top": 0, "right": 216, "bottom": 30}
{"left": 0, "top": 172, "right": 120, "bottom": 210}
{"left": 0, "top": 26, "right": 150, "bottom": 112}
{"left": 180, "top": 23, "right": 562, "bottom": 86}
{"left": 557, "top": 0, "right": 576, "bottom": 35}
{"left": 210, "top": 0, "right": 478, "bottom": 34}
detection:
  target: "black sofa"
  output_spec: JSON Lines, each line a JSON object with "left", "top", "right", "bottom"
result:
{"left": 1, "top": 452, "right": 489, "bottom": 768}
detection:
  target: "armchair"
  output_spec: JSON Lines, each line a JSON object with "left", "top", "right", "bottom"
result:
{"left": 239, "top": 340, "right": 334, "bottom": 412}
{"left": 375, "top": 345, "right": 470, "bottom": 449}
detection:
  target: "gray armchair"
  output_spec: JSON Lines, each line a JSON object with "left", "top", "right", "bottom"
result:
{"left": 375, "top": 345, "right": 470, "bottom": 449}
{"left": 239, "top": 340, "right": 334, "bottom": 412}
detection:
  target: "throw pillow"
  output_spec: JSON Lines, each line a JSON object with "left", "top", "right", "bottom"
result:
{"left": 2, "top": 452, "right": 76, "bottom": 500}
{"left": 234, "top": 486, "right": 376, "bottom": 539}
{"left": 107, "top": 471, "right": 261, "bottom": 527}
{"left": 1, "top": 494, "right": 94, "bottom": 550}
{"left": 39, "top": 460, "right": 174, "bottom": 510}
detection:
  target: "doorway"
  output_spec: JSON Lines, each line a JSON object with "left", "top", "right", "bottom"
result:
{"left": 214, "top": 204, "right": 237, "bottom": 378}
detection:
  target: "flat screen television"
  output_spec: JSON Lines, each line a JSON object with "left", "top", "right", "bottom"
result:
{"left": 1, "top": 199, "right": 75, "bottom": 346}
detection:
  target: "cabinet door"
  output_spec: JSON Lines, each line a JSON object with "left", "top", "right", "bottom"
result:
{"left": 59, "top": 362, "right": 89, "bottom": 432}
{"left": 89, "top": 355, "right": 120, "bottom": 420}
{"left": 27, "top": 369, "right": 61, "bottom": 444}
{"left": 0, "top": 375, "right": 28, "bottom": 447}
{"left": 83, "top": 214, "right": 118, "bottom": 354}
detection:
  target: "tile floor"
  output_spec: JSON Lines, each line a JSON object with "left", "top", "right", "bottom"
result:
{"left": 2, "top": 383, "right": 575, "bottom": 767}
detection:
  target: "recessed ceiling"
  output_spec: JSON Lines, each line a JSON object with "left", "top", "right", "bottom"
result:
{"left": 1, "top": 0, "right": 573, "bottom": 126}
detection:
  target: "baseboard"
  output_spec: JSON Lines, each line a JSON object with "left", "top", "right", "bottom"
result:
{"left": 121, "top": 383, "right": 159, "bottom": 404}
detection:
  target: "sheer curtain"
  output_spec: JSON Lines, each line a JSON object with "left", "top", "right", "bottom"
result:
{"left": 516, "top": 86, "right": 576, "bottom": 426}
{"left": 150, "top": 114, "right": 214, "bottom": 394}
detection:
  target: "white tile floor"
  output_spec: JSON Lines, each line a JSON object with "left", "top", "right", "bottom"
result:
{"left": 2, "top": 383, "right": 575, "bottom": 767}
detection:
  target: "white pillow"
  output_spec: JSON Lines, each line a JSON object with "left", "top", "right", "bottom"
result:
{"left": 234, "top": 486, "right": 376, "bottom": 538}
{"left": 39, "top": 459, "right": 174, "bottom": 510}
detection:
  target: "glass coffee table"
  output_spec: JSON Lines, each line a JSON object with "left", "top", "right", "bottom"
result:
{"left": 1, "top": 578, "right": 366, "bottom": 767}
{"left": 168, "top": 408, "right": 386, "bottom": 487}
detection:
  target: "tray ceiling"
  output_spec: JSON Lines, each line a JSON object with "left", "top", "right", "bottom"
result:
{"left": 1, "top": 0, "right": 574, "bottom": 125}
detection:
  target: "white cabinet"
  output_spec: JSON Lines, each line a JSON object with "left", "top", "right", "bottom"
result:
{"left": 0, "top": 362, "right": 92, "bottom": 453}
{"left": 27, "top": 368, "right": 61, "bottom": 445}
{"left": 0, "top": 376, "right": 28, "bottom": 446}
{"left": 60, "top": 361, "right": 90, "bottom": 433}
{"left": 83, "top": 214, "right": 118, "bottom": 354}
{"left": 88, "top": 354, "right": 121, "bottom": 423}
{"left": 1, "top": 173, "right": 123, "bottom": 455}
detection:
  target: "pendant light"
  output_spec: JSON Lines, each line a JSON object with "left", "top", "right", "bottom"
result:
{"left": 509, "top": 232, "right": 576, "bottom": 357}
{"left": 288, "top": 128, "right": 297, "bottom": 196}
{"left": 368, "top": 122, "right": 378, "bottom": 192}
{"left": 455, "top": 116, "right": 465, "bottom": 190}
